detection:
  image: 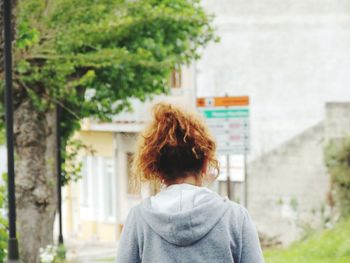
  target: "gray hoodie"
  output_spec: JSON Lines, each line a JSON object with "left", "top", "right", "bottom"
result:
{"left": 116, "top": 184, "right": 265, "bottom": 263}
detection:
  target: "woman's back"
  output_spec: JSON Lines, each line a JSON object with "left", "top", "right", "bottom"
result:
{"left": 116, "top": 184, "right": 264, "bottom": 263}
{"left": 116, "top": 103, "right": 264, "bottom": 262}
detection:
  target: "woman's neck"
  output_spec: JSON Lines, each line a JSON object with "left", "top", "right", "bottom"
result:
{"left": 166, "top": 174, "right": 202, "bottom": 187}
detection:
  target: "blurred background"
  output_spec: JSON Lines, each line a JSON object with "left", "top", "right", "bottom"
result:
{"left": 1, "top": 0, "right": 350, "bottom": 262}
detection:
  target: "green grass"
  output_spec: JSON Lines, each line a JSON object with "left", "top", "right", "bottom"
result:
{"left": 264, "top": 218, "right": 350, "bottom": 263}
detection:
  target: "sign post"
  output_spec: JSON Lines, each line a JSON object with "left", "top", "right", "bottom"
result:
{"left": 226, "top": 154, "right": 231, "bottom": 200}
{"left": 197, "top": 96, "right": 250, "bottom": 203}
{"left": 244, "top": 153, "right": 248, "bottom": 208}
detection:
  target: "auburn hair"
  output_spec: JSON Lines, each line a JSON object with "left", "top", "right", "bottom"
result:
{"left": 132, "top": 102, "right": 219, "bottom": 185}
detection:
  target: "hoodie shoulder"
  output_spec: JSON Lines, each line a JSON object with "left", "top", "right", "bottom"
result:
{"left": 224, "top": 201, "right": 251, "bottom": 226}
{"left": 133, "top": 197, "right": 247, "bottom": 228}
{"left": 225, "top": 202, "right": 265, "bottom": 262}
{"left": 227, "top": 201, "right": 248, "bottom": 218}
{"left": 136, "top": 194, "right": 232, "bottom": 246}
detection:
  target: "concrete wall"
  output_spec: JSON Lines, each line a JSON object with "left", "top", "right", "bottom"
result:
{"left": 325, "top": 103, "right": 350, "bottom": 140}
{"left": 193, "top": 0, "right": 350, "bottom": 246}
{"left": 248, "top": 122, "right": 328, "bottom": 245}
{"left": 248, "top": 102, "right": 350, "bottom": 245}
{"left": 197, "top": 0, "right": 350, "bottom": 160}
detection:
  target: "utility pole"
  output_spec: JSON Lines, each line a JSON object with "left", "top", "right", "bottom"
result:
{"left": 226, "top": 154, "right": 231, "bottom": 199}
{"left": 225, "top": 93, "right": 233, "bottom": 200}
{"left": 244, "top": 153, "right": 248, "bottom": 208}
{"left": 3, "top": 0, "right": 20, "bottom": 261}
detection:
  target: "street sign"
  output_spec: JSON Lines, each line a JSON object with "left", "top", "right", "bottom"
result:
{"left": 218, "top": 155, "right": 245, "bottom": 182}
{"left": 201, "top": 109, "right": 249, "bottom": 119}
{"left": 197, "top": 96, "right": 249, "bottom": 107}
{"left": 197, "top": 96, "right": 250, "bottom": 155}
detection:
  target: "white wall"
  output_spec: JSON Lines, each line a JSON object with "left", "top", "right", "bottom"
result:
{"left": 197, "top": 0, "right": 350, "bottom": 160}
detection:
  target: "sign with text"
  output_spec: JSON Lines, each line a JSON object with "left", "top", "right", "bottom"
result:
{"left": 197, "top": 96, "right": 250, "bottom": 155}
{"left": 217, "top": 155, "right": 245, "bottom": 182}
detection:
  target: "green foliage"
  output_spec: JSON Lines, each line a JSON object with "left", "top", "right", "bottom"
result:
{"left": 14, "top": 0, "right": 215, "bottom": 120}
{"left": 324, "top": 138, "right": 350, "bottom": 216}
{"left": 39, "top": 244, "right": 67, "bottom": 263}
{"left": 6, "top": 0, "right": 217, "bottom": 184}
{"left": 55, "top": 244, "right": 66, "bottom": 261}
{"left": 0, "top": 173, "right": 8, "bottom": 262}
{"left": 264, "top": 217, "right": 350, "bottom": 263}
{"left": 289, "top": 197, "right": 298, "bottom": 212}
{"left": 0, "top": 127, "right": 4, "bottom": 145}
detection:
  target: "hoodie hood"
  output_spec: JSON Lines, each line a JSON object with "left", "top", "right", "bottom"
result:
{"left": 139, "top": 184, "right": 231, "bottom": 246}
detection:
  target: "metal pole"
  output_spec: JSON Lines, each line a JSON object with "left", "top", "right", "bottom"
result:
{"left": 244, "top": 153, "right": 248, "bottom": 208}
{"left": 224, "top": 93, "right": 233, "bottom": 200}
{"left": 226, "top": 154, "right": 231, "bottom": 200}
{"left": 56, "top": 105, "right": 64, "bottom": 244}
{"left": 3, "top": 0, "right": 20, "bottom": 261}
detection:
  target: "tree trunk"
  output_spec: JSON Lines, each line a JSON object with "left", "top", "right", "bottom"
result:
{"left": 14, "top": 100, "right": 57, "bottom": 263}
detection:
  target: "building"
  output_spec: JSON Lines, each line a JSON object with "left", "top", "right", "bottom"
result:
{"left": 63, "top": 0, "right": 350, "bottom": 245}
{"left": 196, "top": 0, "right": 350, "bottom": 245}
{"left": 198, "top": 0, "right": 350, "bottom": 159}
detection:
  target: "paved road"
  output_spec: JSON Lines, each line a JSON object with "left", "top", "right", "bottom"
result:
{"left": 66, "top": 240, "right": 117, "bottom": 263}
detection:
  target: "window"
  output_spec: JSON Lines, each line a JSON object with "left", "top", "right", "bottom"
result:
{"left": 92, "top": 157, "right": 99, "bottom": 209}
{"left": 127, "top": 153, "right": 141, "bottom": 196}
{"left": 103, "top": 158, "right": 115, "bottom": 218}
{"left": 80, "top": 156, "right": 116, "bottom": 221}
{"left": 81, "top": 157, "right": 89, "bottom": 206}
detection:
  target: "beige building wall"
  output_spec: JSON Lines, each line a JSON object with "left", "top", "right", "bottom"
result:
{"left": 75, "top": 131, "right": 114, "bottom": 157}
{"left": 64, "top": 131, "right": 117, "bottom": 242}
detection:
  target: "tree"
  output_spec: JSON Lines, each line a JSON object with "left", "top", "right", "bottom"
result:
{"left": 0, "top": 0, "right": 216, "bottom": 262}
{"left": 325, "top": 138, "right": 350, "bottom": 217}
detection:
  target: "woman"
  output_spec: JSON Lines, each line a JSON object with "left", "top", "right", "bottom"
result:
{"left": 116, "top": 102, "right": 265, "bottom": 263}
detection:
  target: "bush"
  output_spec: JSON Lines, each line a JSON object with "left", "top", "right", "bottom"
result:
{"left": 39, "top": 244, "right": 67, "bottom": 263}
{"left": 324, "top": 138, "right": 350, "bottom": 216}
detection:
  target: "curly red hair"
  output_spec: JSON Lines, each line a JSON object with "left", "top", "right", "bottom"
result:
{"left": 132, "top": 102, "right": 219, "bottom": 185}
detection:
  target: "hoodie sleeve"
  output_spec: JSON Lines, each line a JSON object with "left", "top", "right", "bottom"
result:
{"left": 116, "top": 208, "right": 141, "bottom": 263}
{"left": 239, "top": 208, "right": 265, "bottom": 263}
